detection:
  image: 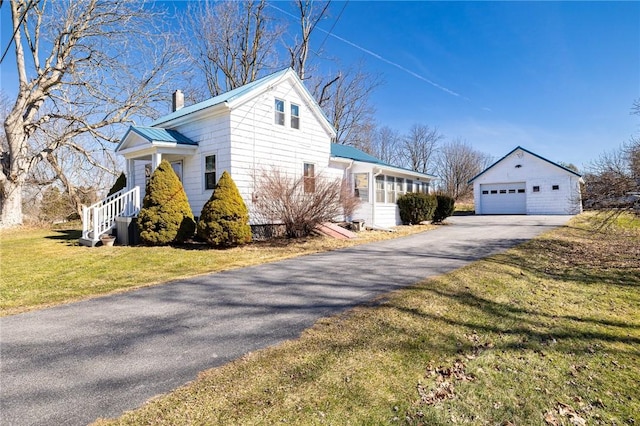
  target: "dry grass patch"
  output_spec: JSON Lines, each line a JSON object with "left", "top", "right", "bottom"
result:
{"left": 0, "top": 223, "right": 434, "bottom": 316}
{"left": 94, "top": 213, "right": 639, "bottom": 425}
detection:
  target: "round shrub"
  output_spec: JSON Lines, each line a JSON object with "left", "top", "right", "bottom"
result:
{"left": 397, "top": 192, "right": 437, "bottom": 225}
{"left": 107, "top": 172, "right": 127, "bottom": 197}
{"left": 433, "top": 194, "right": 455, "bottom": 223}
{"left": 137, "top": 160, "right": 195, "bottom": 245}
{"left": 197, "top": 171, "right": 252, "bottom": 247}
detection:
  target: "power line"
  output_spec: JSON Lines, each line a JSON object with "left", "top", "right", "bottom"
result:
{"left": 1, "top": 0, "right": 37, "bottom": 64}
{"left": 316, "top": 0, "right": 348, "bottom": 55}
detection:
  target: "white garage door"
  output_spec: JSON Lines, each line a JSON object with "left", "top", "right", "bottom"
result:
{"left": 480, "top": 183, "right": 526, "bottom": 214}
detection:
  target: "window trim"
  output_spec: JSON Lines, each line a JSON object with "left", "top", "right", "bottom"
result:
{"left": 274, "top": 98, "right": 285, "bottom": 126}
{"left": 303, "top": 162, "right": 315, "bottom": 193}
{"left": 204, "top": 154, "right": 217, "bottom": 191}
{"left": 354, "top": 172, "right": 369, "bottom": 202}
{"left": 290, "top": 103, "right": 300, "bottom": 129}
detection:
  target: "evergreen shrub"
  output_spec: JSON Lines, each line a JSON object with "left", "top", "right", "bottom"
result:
{"left": 433, "top": 194, "right": 455, "bottom": 223}
{"left": 107, "top": 172, "right": 127, "bottom": 197}
{"left": 197, "top": 171, "right": 252, "bottom": 247}
{"left": 137, "top": 160, "right": 195, "bottom": 245}
{"left": 397, "top": 192, "right": 437, "bottom": 224}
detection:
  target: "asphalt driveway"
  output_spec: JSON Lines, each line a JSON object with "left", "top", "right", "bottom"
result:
{"left": 0, "top": 215, "right": 572, "bottom": 425}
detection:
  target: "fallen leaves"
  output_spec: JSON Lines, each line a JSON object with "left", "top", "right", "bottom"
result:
{"left": 416, "top": 360, "right": 475, "bottom": 406}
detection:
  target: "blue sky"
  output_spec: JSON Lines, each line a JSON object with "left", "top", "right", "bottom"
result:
{"left": 2, "top": 1, "right": 639, "bottom": 171}
{"left": 288, "top": 1, "right": 640, "bottom": 169}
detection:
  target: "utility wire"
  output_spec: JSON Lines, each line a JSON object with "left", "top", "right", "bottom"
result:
{"left": 1, "top": 0, "right": 36, "bottom": 64}
{"left": 316, "top": 0, "right": 348, "bottom": 55}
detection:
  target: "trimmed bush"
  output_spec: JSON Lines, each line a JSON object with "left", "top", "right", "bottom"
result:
{"left": 397, "top": 192, "right": 437, "bottom": 225}
{"left": 197, "top": 171, "right": 252, "bottom": 247}
{"left": 107, "top": 172, "right": 127, "bottom": 197}
{"left": 433, "top": 194, "right": 455, "bottom": 223}
{"left": 137, "top": 160, "right": 195, "bottom": 245}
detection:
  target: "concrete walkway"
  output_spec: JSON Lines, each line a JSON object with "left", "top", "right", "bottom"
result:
{"left": 0, "top": 215, "right": 572, "bottom": 425}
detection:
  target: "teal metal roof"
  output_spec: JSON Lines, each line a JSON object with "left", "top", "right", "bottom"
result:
{"left": 117, "top": 126, "right": 197, "bottom": 151}
{"left": 331, "top": 143, "right": 436, "bottom": 179}
{"left": 467, "top": 145, "right": 582, "bottom": 183}
{"left": 330, "top": 143, "right": 385, "bottom": 164}
{"left": 151, "top": 68, "right": 291, "bottom": 127}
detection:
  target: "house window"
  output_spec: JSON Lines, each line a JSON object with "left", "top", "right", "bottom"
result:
{"left": 274, "top": 99, "right": 285, "bottom": 126}
{"left": 354, "top": 173, "right": 369, "bottom": 202}
{"left": 145, "top": 163, "right": 152, "bottom": 187}
{"left": 375, "top": 175, "right": 385, "bottom": 203}
{"left": 386, "top": 176, "right": 396, "bottom": 203}
{"left": 303, "top": 163, "right": 315, "bottom": 193}
{"left": 395, "top": 178, "right": 405, "bottom": 199}
{"left": 205, "top": 155, "right": 216, "bottom": 190}
{"left": 533, "top": 186, "right": 540, "bottom": 193}
{"left": 291, "top": 103, "right": 300, "bottom": 129}
{"left": 552, "top": 185, "right": 559, "bottom": 190}
{"left": 406, "top": 179, "right": 413, "bottom": 193}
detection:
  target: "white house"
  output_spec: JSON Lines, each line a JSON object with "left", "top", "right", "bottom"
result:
{"left": 80, "top": 68, "right": 435, "bottom": 245}
{"left": 469, "top": 146, "right": 583, "bottom": 215}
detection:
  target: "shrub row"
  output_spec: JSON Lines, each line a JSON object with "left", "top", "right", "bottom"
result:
{"left": 397, "top": 192, "right": 455, "bottom": 225}
{"left": 135, "top": 160, "right": 251, "bottom": 247}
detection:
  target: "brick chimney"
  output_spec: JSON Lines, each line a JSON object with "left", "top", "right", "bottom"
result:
{"left": 172, "top": 90, "right": 184, "bottom": 112}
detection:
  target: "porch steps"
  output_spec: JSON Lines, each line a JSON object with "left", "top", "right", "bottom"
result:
{"left": 314, "top": 222, "right": 358, "bottom": 240}
{"left": 79, "top": 187, "right": 140, "bottom": 247}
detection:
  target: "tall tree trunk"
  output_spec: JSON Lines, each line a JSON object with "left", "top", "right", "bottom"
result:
{"left": 0, "top": 180, "right": 24, "bottom": 227}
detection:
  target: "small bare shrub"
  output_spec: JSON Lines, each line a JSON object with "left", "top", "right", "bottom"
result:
{"left": 253, "top": 168, "right": 345, "bottom": 238}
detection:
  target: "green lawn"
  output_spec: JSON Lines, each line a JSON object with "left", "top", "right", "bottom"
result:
{"left": 0, "top": 223, "right": 433, "bottom": 316}
{"left": 92, "top": 213, "right": 639, "bottom": 425}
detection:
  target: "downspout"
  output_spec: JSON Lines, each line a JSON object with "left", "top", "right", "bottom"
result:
{"left": 344, "top": 159, "right": 354, "bottom": 221}
{"left": 372, "top": 168, "right": 383, "bottom": 227}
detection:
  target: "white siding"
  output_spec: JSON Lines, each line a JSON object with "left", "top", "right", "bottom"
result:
{"left": 473, "top": 148, "right": 582, "bottom": 215}
{"left": 228, "top": 78, "right": 332, "bottom": 223}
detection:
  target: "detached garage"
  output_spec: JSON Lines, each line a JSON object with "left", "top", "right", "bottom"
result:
{"left": 469, "top": 146, "right": 583, "bottom": 215}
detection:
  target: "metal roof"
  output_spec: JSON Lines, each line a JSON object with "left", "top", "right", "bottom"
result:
{"left": 150, "top": 68, "right": 292, "bottom": 127}
{"left": 331, "top": 143, "right": 436, "bottom": 179}
{"left": 120, "top": 126, "right": 197, "bottom": 148}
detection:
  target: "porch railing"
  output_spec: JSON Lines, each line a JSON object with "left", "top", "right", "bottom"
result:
{"left": 80, "top": 186, "right": 140, "bottom": 245}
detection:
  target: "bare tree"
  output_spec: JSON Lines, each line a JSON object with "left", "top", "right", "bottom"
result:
{"left": 369, "top": 126, "right": 402, "bottom": 165}
{"left": 183, "top": 0, "right": 282, "bottom": 98}
{"left": 253, "top": 168, "right": 345, "bottom": 238}
{"left": 288, "top": 0, "right": 332, "bottom": 82}
{"left": 435, "top": 138, "right": 492, "bottom": 200}
{"left": 583, "top": 138, "right": 640, "bottom": 211}
{"left": 319, "top": 64, "right": 382, "bottom": 147}
{"left": 402, "top": 124, "right": 444, "bottom": 174}
{"left": 1, "top": 0, "right": 181, "bottom": 228}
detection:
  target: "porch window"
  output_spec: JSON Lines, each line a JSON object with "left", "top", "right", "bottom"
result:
{"left": 406, "top": 179, "right": 413, "bottom": 193}
{"left": 375, "top": 175, "right": 385, "bottom": 203}
{"left": 386, "top": 176, "right": 396, "bottom": 203}
{"left": 205, "top": 155, "right": 216, "bottom": 190}
{"left": 303, "top": 162, "right": 315, "bottom": 193}
{"left": 291, "top": 103, "right": 300, "bottom": 129}
{"left": 275, "top": 99, "right": 285, "bottom": 126}
{"left": 396, "top": 177, "right": 405, "bottom": 198}
{"left": 354, "top": 173, "right": 369, "bottom": 202}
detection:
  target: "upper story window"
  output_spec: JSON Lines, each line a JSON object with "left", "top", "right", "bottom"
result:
{"left": 303, "top": 163, "right": 315, "bottom": 193}
{"left": 205, "top": 155, "right": 216, "bottom": 190}
{"left": 291, "top": 103, "right": 300, "bottom": 129}
{"left": 274, "top": 99, "right": 285, "bottom": 126}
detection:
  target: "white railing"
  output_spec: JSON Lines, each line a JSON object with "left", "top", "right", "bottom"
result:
{"left": 81, "top": 186, "right": 140, "bottom": 243}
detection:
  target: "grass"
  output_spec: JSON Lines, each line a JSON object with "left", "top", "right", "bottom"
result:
{"left": 0, "top": 223, "right": 434, "bottom": 316}
{"left": 91, "top": 213, "right": 639, "bottom": 425}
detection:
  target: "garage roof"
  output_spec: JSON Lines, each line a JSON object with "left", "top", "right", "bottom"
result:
{"left": 468, "top": 146, "right": 582, "bottom": 183}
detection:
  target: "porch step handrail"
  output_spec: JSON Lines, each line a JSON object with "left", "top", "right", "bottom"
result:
{"left": 81, "top": 186, "right": 141, "bottom": 244}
